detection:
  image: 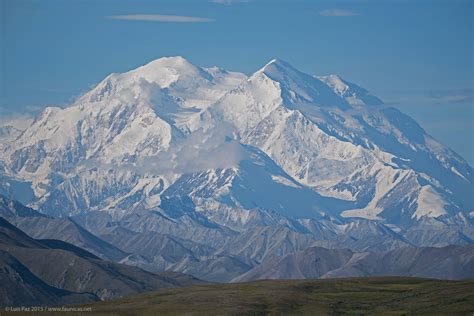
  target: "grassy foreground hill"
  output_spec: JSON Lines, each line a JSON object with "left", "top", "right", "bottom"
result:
{"left": 13, "top": 277, "right": 472, "bottom": 315}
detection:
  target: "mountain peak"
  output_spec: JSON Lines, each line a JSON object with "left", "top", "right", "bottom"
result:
{"left": 260, "top": 58, "right": 297, "bottom": 76}
{"left": 135, "top": 56, "right": 199, "bottom": 75}
{"left": 145, "top": 55, "right": 192, "bottom": 67}
{"left": 264, "top": 58, "right": 291, "bottom": 67}
{"left": 250, "top": 59, "right": 349, "bottom": 108}
{"left": 116, "top": 56, "right": 211, "bottom": 89}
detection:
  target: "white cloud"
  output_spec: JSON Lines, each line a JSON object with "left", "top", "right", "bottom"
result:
{"left": 78, "top": 121, "right": 248, "bottom": 176}
{"left": 382, "top": 88, "right": 474, "bottom": 107}
{"left": 138, "top": 124, "right": 247, "bottom": 175}
{"left": 211, "top": 0, "right": 251, "bottom": 5}
{"left": 318, "top": 9, "right": 359, "bottom": 17}
{"left": 428, "top": 89, "right": 474, "bottom": 104}
{"left": 0, "top": 113, "right": 34, "bottom": 130}
{"left": 108, "top": 14, "right": 214, "bottom": 23}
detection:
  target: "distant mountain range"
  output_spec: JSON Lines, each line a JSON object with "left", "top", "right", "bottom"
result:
{"left": 1, "top": 194, "right": 473, "bottom": 287}
{"left": 234, "top": 244, "right": 474, "bottom": 282}
{"left": 0, "top": 57, "right": 473, "bottom": 304}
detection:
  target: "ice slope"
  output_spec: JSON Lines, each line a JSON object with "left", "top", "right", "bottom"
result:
{"left": 1, "top": 57, "right": 246, "bottom": 216}
{"left": 163, "top": 144, "right": 353, "bottom": 220}
{"left": 203, "top": 59, "right": 473, "bottom": 223}
{"left": 317, "top": 74, "right": 383, "bottom": 106}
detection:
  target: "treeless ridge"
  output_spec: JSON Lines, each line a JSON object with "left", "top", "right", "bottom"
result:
{"left": 18, "top": 277, "right": 473, "bottom": 316}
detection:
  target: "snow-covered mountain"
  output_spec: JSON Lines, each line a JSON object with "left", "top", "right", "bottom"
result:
{"left": 1, "top": 56, "right": 473, "bottom": 232}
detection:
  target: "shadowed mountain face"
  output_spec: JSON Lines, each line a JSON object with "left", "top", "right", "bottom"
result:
{"left": 0, "top": 217, "right": 99, "bottom": 306}
{"left": 0, "top": 195, "right": 128, "bottom": 261}
{"left": 0, "top": 249, "right": 99, "bottom": 307}
{"left": 0, "top": 216, "right": 204, "bottom": 307}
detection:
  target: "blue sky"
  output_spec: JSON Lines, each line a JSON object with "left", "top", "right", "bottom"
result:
{"left": 1, "top": 0, "right": 473, "bottom": 163}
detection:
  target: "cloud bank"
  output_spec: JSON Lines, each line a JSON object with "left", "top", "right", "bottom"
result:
{"left": 108, "top": 14, "right": 214, "bottom": 23}
{"left": 212, "top": 0, "right": 252, "bottom": 5}
{"left": 318, "top": 9, "right": 359, "bottom": 17}
{"left": 428, "top": 89, "right": 474, "bottom": 105}
{"left": 139, "top": 124, "right": 247, "bottom": 175}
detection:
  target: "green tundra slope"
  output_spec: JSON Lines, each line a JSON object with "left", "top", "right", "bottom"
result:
{"left": 27, "top": 277, "right": 474, "bottom": 316}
